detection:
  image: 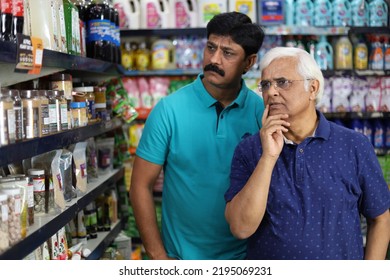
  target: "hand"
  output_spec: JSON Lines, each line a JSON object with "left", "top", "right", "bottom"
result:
{"left": 260, "top": 105, "right": 290, "bottom": 159}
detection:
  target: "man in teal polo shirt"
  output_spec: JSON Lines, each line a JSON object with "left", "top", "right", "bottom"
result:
{"left": 130, "top": 12, "right": 265, "bottom": 260}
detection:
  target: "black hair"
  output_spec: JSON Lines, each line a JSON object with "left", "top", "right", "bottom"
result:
{"left": 206, "top": 12, "right": 265, "bottom": 57}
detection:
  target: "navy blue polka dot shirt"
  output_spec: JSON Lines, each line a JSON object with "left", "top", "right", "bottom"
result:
{"left": 225, "top": 111, "right": 390, "bottom": 260}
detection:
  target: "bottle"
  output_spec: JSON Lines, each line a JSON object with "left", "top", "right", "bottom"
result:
{"left": 294, "top": 0, "right": 314, "bottom": 26}
{"left": 170, "top": 0, "right": 198, "bottom": 28}
{"left": 332, "top": 0, "right": 351, "bottom": 26}
{"left": 72, "top": 0, "right": 88, "bottom": 56}
{"left": 38, "top": 90, "right": 50, "bottom": 137}
{"left": 6, "top": 89, "right": 24, "bottom": 142}
{"left": 12, "top": 0, "right": 24, "bottom": 41}
{"left": 284, "top": 0, "right": 295, "bottom": 26}
{"left": 369, "top": 35, "right": 384, "bottom": 70}
{"left": 197, "top": 0, "right": 227, "bottom": 27}
{"left": 135, "top": 41, "right": 150, "bottom": 71}
{"left": 313, "top": 0, "right": 332, "bottom": 26}
{"left": 368, "top": 0, "right": 388, "bottom": 27}
{"left": 354, "top": 35, "right": 368, "bottom": 70}
{"left": 151, "top": 38, "right": 176, "bottom": 70}
{"left": 351, "top": 0, "right": 369, "bottom": 27}
{"left": 20, "top": 89, "right": 40, "bottom": 139}
{"left": 113, "top": 8, "right": 121, "bottom": 64}
{"left": 228, "top": 0, "right": 256, "bottom": 23}
{"left": 384, "top": 36, "right": 390, "bottom": 70}
{"left": 334, "top": 36, "right": 353, "bottom": 70}
{"left": 315, "top": 35, "right": 333, "bottom": 70}
{"left": 0, "top": 88, "right": 14, "bottom": 146}
{"left": 1, "top": 0, "right": 14, "bottom": 41}
{"left": 86, "top": 0, "right": 113, "bottom": 61}
{"left": 139, "top": 0, "right": 170, "bottom": 29}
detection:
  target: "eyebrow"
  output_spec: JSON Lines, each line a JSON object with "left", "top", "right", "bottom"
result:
{"left": 207, "top": 41, "right": 236, "bottom": 53}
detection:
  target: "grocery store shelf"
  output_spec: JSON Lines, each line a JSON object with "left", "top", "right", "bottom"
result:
{"left": 0, "top": 167, "right": 124, "bottom": 260}
{"left": 0, "top": 117, "right": 123, "bottom": 167}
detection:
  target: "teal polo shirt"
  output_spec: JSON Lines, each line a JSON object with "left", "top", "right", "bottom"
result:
{"left": 136, "top": 74, "right": 264, "bottom": 259}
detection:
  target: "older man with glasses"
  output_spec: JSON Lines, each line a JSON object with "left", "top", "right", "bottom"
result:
{"left": 224, "top": 47, "right": 390, "bottom": 260}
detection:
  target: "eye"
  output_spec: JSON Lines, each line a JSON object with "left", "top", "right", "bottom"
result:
{"left": 223, "top": 50, "right": 233, "bottom": 57}
{"left": 276, "top": 79, "right": 290, "bottom": 89}
{"left": 260, "top": 80, "right": 271, "bottom": 90}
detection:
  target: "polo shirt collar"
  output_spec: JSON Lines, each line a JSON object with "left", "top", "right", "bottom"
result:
{"left": 283, "top": 110, "right": 330, "bottom": 144}
{"left": 196, "top": 73, "right": 248, "bottom": 109}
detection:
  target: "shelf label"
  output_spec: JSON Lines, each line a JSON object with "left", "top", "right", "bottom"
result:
{"left": 14, "top": 34, "right": 43, "bottom": 75}
{"left": 14, "top": 34, "right": 34, "bottom": 73}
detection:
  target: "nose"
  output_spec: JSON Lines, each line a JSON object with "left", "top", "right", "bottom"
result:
{"left": 209, "top": 48, "right": 222, "bottom": 64}
{"left": 267, "top": 82, "right": 279, "bottom": 96}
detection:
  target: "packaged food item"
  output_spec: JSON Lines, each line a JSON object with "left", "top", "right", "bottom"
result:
{"left": 0, "top": 192, "right": 10, "bottom": 254}
{"left": 0, "top": 88, "right": 15, "bottom": 146}
{"left": 28, "top": 168, "right": 46, "bottom": 215}
{"left": 0, "top": 185, "right": 22, "bottom": 246}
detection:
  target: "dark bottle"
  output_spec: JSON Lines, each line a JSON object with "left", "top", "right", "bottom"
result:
{"left": 12, "top": 0, "right": 23, "bottom": 41}
{"left": 113, "top": 8, "right": 121, "bottom": 64}
{"left": 85, "top": 0, "right": 113, "bottom": 62}
{"left": 1, "top": 0, "right": 14, "bottom": 41}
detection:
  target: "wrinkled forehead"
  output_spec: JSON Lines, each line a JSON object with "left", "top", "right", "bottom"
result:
{"left": 261, "top": 57, "right": 300, "bottom": 79}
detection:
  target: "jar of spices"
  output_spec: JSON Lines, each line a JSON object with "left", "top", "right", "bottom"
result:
{"left": 73, "top": 86, "right": 96, "bottom": 122}
{"left": 0, "top": 186, "right": 22, "bottom": 246}
{"left": 50, "top": 73, "right": 73, "bottom": 101}
{"left": 38, "top": 90, "right": 50, "bottom": 137}
{"left": 20, "top": 90, "right": 40, "bottom": 139}
{"left": 58, "top": 90, "right": 69, "bottom": 131}
{"left": 0, "top": 89, "right": 15, "bottom": 146}
{"left": 0, "top": 192, "right": 9, "bottom": 254}
{"left": 6, "top": 89, "right": 24, "bottom": 141}
{"left": 46, "top": 90, "right": 59, "bottom": 134}
{"left": 28, "top": 168, "right": 46, "bottom": 215}
{"left": 70, "top": 101, "right": 88, "bottom": 128}
{"left": 93, "top": 86, "right": 107, "bottom": 121}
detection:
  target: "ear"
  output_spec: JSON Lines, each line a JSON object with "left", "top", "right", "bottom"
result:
{"left": 244, "top": 54, "right": 257, "bottom": 72}
{"left": 309, "top": 79, "right": 320, "bottom": 101}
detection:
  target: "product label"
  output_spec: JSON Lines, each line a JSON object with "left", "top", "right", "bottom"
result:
{"left": 87, "top": 19, "right": 111, "bottom": 43}
{"left": 175, "top": 2, "right": 189, "bottom": 28}
{"left": 146, "top": 3, "right": 161, "bottom": 28}
{"left": 12, "top": 0, "right": 24, "bottom": 16}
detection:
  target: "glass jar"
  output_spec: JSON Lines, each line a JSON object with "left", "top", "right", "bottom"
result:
{"left": 58, "top": 90, "right": 69, "bottom": 131}
{"left": 46, "top": 90, "right": 59, "bottom": 134}
{"left": 20, "top": 90, "right": 40, "bottom": 139}
{"left": 38, "top": 90, "right": 50, "bottom": 137}
{"left": 0, "top": 192, "right": 9, "bottom": 254}
{"left": 6, "top": 89, "right": 24, "bottom": 141}
{"left": 70, "top": 101, "right": 88, "bottom": 128}
{"left": 28, "top": 168, "right": 46, "bottom": 215}
{"left": 0, "top": 185, "right": 22, "bottom": 246}
{"left": 73, "top": 86, "right": 96, "bottom": 121}
{"left": 50, "top": 73, "right": 73, "bottom": 100}
{"left": 0, "top": 89, "right": 15, "bottom": 146}
{"left": 93, "top": 86, "right": 107, "bottom": 121}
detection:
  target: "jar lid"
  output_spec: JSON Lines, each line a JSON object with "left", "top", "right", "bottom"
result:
{"left": 20, "top": 90, "right": 39, "bottom": 98}
{"left": 50, "top": 73, "right": 72, "bottom": 81}
{"left": 73, "top": 86, "right": 94, "bottom": 92}
{"left": 1, "top": 88, "right": 19, "bottom": 99}
{"left": 70, "top": 101, "right": 86, "bottom": 108}
{"left": 28, "top": 169, "right": 45, "bottom": 176}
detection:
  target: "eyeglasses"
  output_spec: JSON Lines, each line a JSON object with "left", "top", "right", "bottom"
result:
{"left": 257, "top": 78, "right": 312, "bottom": 94}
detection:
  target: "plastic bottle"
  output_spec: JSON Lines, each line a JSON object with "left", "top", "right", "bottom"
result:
{"left": 1, "top": 0, "right": 14, "bottom": 41}
{"left": 86, "top": 0, "right": 113, "bottom": 61}
{"left": 12, "top": 0, "right": 24, "bottom": 41}
{"left": 313, "top": 0, "right": 332, "bottom": 26}
{"left": 351, "top": 0, "right": 369, "bottom": 27}
{"left": 368, "top": 0, "right": 388, "bottom": 27}
{"left": 229, "top": 0, "right": 256, "bottom": 23}
{"left": 332, "top": 0, "right": 351, "bottom": 27}
{"left": 284, "top": 0, "right": 295, "bottom": 26}
{"left": 369, "top": 35, "right": 384, "bottom": 70}
{"left": 170, "top": 0, "right": 198, "bottom": 28}
{"left": 384, "top": 36, "right": 390, "bottom": 70}
{"left": 294, "top": 0, "right": 314, "bottom": 26}
{"left": 197, "top": 0, "right": 227, "bottom": 27}
{"left": 334, "top": 36, "right": 353, "bottom": 70}
{"left": 315, "top": 35, "right": 334, "bottom": 70}
{"left": 151, "top": 38, "right": 176, "bottom": 70}
{"left": 353, "top": 35, "right": 368, "bottom": 70}
{"left": 139, "top": 0, "right": 170, "bottom": 29}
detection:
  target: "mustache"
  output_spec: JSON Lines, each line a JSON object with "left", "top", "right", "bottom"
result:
{"left": 204, "top": 64, "right": 225, "bottom": 76}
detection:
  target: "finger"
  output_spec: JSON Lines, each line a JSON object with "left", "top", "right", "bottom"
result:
{"left": 261, "top": 104, "right": 269, "bottom": 126}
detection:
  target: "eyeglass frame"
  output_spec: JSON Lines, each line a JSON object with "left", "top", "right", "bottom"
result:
{"left": 257, "top": 78, "right": 313, "bottom": 94}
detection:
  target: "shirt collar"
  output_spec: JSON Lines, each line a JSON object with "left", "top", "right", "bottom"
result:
{"left": 283, "top": 110, "right": 330, "bottom": 144}
{"left": 196, "top": 73, "right": 249, "bottom": 109}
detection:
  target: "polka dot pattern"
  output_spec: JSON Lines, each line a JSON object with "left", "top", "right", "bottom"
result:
{"left": 225, "top": 112, "right": 390, "bottom": 260}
